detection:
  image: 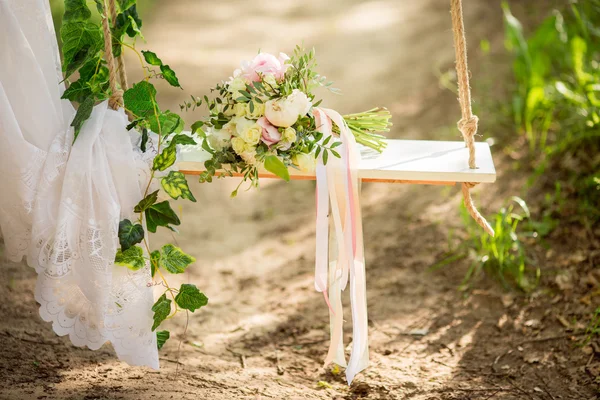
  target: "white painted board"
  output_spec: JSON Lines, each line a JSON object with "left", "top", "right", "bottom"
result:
{"left": 178, "top": 138, "right": 496, "bottom": 184}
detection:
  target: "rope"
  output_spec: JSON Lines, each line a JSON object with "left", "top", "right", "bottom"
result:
{"left": 101, "top": 0, "right": 123, "bottom": 110}
{"left": 450, "top": 0, "right": 494, "bottom": 236}
{"left": 107, "top": 0, "right": 129, "bottom": 91}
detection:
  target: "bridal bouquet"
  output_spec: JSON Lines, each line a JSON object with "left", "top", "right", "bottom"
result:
{"left": 189, "top": 46, "right": 391, "bottom": 194}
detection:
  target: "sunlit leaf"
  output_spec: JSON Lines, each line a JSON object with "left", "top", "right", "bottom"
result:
{"left": 264, "top": 155, "right": 290, "bottom": 181}
{"left": 160, "top": 65, "right": 181, "bottom": 88}
{"left": 159, "top": 244, "right": 196, "bottom": 274}
{"left": 114, "top": 245, "right": 145, "bottom": 271}
{"left": 161, "top": 171, "right": 197, "bottom": 202}
{"left": 134, "top": 190, "right": 159, "bottom": 213}
{"left": 175, "top": 284, "right": 208, "bottom": 312}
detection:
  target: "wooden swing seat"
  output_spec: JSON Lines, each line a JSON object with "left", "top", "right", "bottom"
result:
{"left": 178, "top": 138, "right": 496, "bottom": 186}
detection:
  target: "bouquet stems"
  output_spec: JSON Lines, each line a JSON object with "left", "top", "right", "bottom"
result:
{"left": 337, "top": 107, "right": 391, "bottom": 152}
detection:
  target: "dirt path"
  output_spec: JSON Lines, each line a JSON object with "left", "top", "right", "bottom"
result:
{"left": 1, "top": 0, "right": 596, "bottom": 399}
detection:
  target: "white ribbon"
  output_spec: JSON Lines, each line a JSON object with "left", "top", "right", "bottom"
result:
{"left": 313, "top": 108, "right": 369, "bottom": 384}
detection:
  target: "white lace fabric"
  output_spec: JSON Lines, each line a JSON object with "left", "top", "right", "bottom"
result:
{"left": 0, "top": 0, "right": 158, "bottom": 368}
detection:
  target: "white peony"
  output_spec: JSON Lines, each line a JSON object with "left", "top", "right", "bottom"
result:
{"left": 207, "top": 128, "right": 231, "bottom": 151}
{"left": 292, "top": 152, "right": 316, "bottom": 173}
{"left": 264, "top": 89, "right": 312, "bottom": 127}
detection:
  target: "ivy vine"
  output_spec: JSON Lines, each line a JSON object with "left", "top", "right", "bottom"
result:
{"left": 59, "top": 0, "right": 207, "bottom": 350}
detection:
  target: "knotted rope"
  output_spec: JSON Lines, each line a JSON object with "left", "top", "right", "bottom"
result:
{"left": 450, "top": 0, "right": 494, "bottom": 236}
{"left": 101, "top": 0, "right": 125, "bottom": 110}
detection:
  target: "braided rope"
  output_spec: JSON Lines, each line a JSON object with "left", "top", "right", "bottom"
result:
{"left": 450, "top": 0, "right": 494, "bottom": 236}
{"left": 107, "top": 0, "right": 129, "bottom": 91}
{"left": 101, "top": 0, "right": 123, "bottom": 110}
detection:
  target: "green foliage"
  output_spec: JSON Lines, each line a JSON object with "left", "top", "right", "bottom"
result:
{"left": 437, "top": 198, "right": 540, "bottom": 292}
{"left": 145, "top": 200, "right": 180, "bottom": 233}
{"left": 118, "top": 219, "right": 144, "bottom": 251}
{"left": 264, "top": 155, "right": 290, "bottom": 181}
{"left": 60, "top": 0, "right": 102, "bottom": 78}
{"left": 140, "top": 50, "right": 181, "bottom": 88}
{"left": 114, "top": 245, "right": 145, "bottom": 271}
{"left": 156, "top": 330, "right": 170, "bottom": 349}
{"left": 124, "top": 81, "right": 158, "bottom": 119}
{"left": 503, "top": 1, "right": 600, "bottom": 224}
{"left": 175, "top": 284, "right": 208, "bottom": 312}
{"left": 161, "top": 171, "right": 197, "bottom": 202}
{"left": 70, "top": 96, "right": 94, "bottom": 141}
{"left": 133, "top": 190, "right": 159, "bottom": 213}
{"left": 154, "top": 244, "right": 196, "bottom": 274}
{"left": 151, "top": 294, "right": 171, "bottom": 331}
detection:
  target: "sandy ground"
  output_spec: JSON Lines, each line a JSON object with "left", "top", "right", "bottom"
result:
{"left": 1, "top": 0, "right": 598, "bottom": 399}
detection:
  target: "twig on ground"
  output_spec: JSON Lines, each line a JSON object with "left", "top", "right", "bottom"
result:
{"left": 160, "top": 357, "right": 184, "bottom": 365}
{"left": 534, "top": 372, "right": 556, "bottom": 400}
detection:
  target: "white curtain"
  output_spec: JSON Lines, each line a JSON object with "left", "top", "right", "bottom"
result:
{"left": 0, "top": 0, "right": 158, "bottom": 367}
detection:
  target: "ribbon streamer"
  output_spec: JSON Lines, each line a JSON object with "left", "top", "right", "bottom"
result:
{"left": 313, "top": 108, "right": 369, "bottom": 384}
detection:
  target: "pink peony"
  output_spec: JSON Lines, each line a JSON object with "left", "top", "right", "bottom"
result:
{"left": 239, "top": 53, "right": 290, "bottom": 82}
{"left": 257, "top": 117, "right": 281, "bottom": 146}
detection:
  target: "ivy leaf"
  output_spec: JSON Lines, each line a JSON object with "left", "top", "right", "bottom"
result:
{"left": 127, "top": 14, "right": 144, "bottom": 39}
{"left": 124, "top": 81, "right": 158, "bottom": 119}
{"left": 161, "top": 171, "right": 197, "bottom": 202}
{"left": 134, "top": 190, "right": 159, "bottom": 213}
{"left": 63, "top": 0, "right": 92, "bottom": 22}
{"left": 117, "top": 0, "right": 136, "bottom": 13}
{"left": 170, "top": 134, "right": 196, "bottom": 146}
{"left": 152, "top": 143, "right": 177, "bottom": 171}
{"left": 160, "top": 65, "right": 181, "bottom": 88}
{"left": 156, "top": 330, "right": 170, "bottom": 350}
{"left": 145, "top": 200, "right": 180, "bottom": 233}
{"left": 159, "top": 244, "right": 195, "bottom": 274}
{"left": 191, "top": 121, "right": 205, "bottom": 136}
{"left": 264, "top": 155, "right": 290, "bottom": 181}
{"left": 175, "top": 284, "right": 208, "bottom": 312}
{"left": 149, "top": 111, "right": 183, "bottom": 136}
{"left": 62, "top": 79, "right": 92, "bottom": 103}
{"left": 142, "top": 50, "right": 162, "bottom": 66}
{"left": 118, "top": 219, "right": 144, "bottom": 251}
{"left": 71, "top": 96, "right": 95, "bottom": 143}
{"left": 114, "top": 245, "right": 145, "bottom": 271}
{"left": 150, "top": 250, "right": 160, "bottom": 277}
{"left": 60, "top": 21, "right": 102, "bottom": 78}
{"left": 151, "top": 294, "right": 171, "bottom": 331}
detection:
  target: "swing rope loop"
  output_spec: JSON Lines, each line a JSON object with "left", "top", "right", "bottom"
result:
{"left": 101, "top": 0, "right": 125, "bottom": 110}
{"left": 450, "top": 0, "right": 494, "bottom": 236}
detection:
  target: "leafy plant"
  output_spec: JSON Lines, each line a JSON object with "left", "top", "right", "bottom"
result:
{"left": 503, "top": 1, "right": 600, "bottom": 224}
{"left": 435, "top": 197, "right": 540, "bottom": 292}
{"left": 59, "top": 0, "right": 207, "bottom": 350}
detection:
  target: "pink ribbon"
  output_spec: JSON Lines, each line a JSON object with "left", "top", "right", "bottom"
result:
{"left": 313, "top": 108, "right": 369, "bottom": 384}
